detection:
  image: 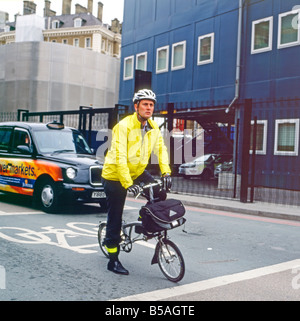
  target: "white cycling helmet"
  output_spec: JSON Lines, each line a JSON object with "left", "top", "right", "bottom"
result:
{"left": 133, "top": 89, "right": 156, "bottom": 104}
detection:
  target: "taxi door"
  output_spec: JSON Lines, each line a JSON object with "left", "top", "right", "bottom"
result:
{"left": 0, "top": 127, "right": 35, "bottom": 196}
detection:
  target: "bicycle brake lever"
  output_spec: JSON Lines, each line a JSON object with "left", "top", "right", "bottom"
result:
{"left": 135, "top": 187, "right": 143, "bottom": 199}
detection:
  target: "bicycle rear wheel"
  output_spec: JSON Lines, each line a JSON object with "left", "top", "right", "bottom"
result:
{"left": 98, "top": 222, "right": 109, "bottom": 258}
{"left": 157, "top": 239, "right": 185, "bottom": 282}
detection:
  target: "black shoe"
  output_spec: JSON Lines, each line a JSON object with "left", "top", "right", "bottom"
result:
{"left": 107, "top": 260, "right": 129, "bottom": 275}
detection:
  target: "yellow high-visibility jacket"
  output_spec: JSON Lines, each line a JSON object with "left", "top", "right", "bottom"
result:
{"left": 101, "top": 112, "right": 171, "bottom": 189}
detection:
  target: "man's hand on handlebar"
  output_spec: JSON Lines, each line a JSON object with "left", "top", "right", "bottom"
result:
{"left": 161, "top": 173, "right": 172, "bottom": 192}
{"left": 127, "top": 184, "right": 141, "bottom": 197}
{"left": 128, "top": 177, "right": 171, "bottom": 201}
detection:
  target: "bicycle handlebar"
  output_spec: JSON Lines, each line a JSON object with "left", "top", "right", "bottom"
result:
{"left": 140, "top": 180, "right": 162, "bottom": 189}
{"left": 135, "top": 179, "right": 164, "bottom": 202}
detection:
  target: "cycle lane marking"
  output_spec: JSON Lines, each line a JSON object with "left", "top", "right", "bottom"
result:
{"left": 0, "top": 202, "right": 156, "bottom": 262}
{"left": 112, "top": 258, "right": 300, "bottom": 301}
{"left": 0, "top": 218, "right": 155, "bottom": 254}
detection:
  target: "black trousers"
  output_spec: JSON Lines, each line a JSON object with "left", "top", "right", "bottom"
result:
{"left": 102, "top": 170, "right": 155, "bottom": 258}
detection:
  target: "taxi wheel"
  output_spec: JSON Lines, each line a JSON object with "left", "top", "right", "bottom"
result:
{"left": 34, "top": 178, "right": 59, "bottom": 213}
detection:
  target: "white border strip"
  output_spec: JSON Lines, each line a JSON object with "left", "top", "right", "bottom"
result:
{"left": 0, "top": 211, "right": 44, "bottom": 216}
{"left": 112, "top": 259, "right": 300, "bottom": 301}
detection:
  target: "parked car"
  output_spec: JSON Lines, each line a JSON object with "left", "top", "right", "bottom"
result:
{"left": 0, "top": 121, "right": 106, "bottom": 213}
{"left": 214, "top": 160, "right": 233, "bottom": 178}
{"left": 178, "top": 153, "right": 232, "bottom": 180}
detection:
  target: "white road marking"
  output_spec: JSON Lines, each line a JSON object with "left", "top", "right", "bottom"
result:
{"left": 0, "top": 203, "right": 138, "bottom": 216}
{"left": 0, "top": 211, "right": 44, "bottom": 216}
{"left": 136, "top": 240, "right": 156, "bottom": 249}
{"left": 88, "top": 204, "right": 137, "bottom": 211}
{"left": 112, "top": 259, "right": 300, "bottom": 301}
{"left": 124, "top": 205, "right": 138, "bottom": 210}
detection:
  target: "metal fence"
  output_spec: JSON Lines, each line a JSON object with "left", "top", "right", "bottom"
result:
{"left": 151, "top": 98, "right": 300, "bottom": 208}
{"left": 1, "top": 99, "right": 299, "bottom": 208}
{"left": 0, "top": 112, "right": 18, "bottom": 122}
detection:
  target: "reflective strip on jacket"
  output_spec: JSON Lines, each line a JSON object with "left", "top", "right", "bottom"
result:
{"left": 101, "top": 112, "right": 171, "bottom": 189}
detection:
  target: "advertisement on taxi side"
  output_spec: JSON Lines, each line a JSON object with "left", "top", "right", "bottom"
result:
{"left": 0, "top": 121, "right": 106, "bottom": 213}
{"left": 0, "top": 158, "right": 62, "bottom": 196}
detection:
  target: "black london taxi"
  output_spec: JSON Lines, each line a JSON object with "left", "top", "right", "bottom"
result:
{"left": 0, "top": 121, "right": 106, "bottom": 213}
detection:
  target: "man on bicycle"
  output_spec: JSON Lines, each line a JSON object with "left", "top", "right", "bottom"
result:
{"left": 101, "top": 89, "right": 172, "bottom": 275}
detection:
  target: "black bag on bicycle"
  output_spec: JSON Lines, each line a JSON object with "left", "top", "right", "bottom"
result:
{"left": 139, "top": 199, "right": 186, "bottom": 233}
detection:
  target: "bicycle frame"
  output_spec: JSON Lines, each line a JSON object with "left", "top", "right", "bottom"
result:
{"left": 119, "top": 221, "right": 146, "bottom": 253}
{"left": 98, "top": 179, "right": 185, "bottom": 282}
{"left": 119, "top": 220, "right": 170, "bottom": 265}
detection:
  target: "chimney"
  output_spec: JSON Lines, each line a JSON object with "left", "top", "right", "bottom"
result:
{"left": 0, "top": 12, "right": 9, "bottom": 28}
{"left": 88, "top": 0, "right": 93, "bottom": 14}
{"left": 23, "top": 1, "right": 37, "bottom": 15}
{"left": 97, "top": 2, "right": 103, "bottom": 21}
{"left": 111, "top": 18, "right": 121, "bottom": 34}
{"left": 44, "top": 0, "right": 56, "bottom": 17}
{"left": 15, "top": 13, "right": 20, "bottom": 23}
{"left": 62, "top": 0, "right": 72, "bottom": 15}
{"left": 75, "top": 4, "right": 87, "bottom": 14}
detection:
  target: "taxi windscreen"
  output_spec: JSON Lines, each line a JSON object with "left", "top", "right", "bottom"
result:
{"left": 33, "top": 129, "right": 92, "bottom": 155}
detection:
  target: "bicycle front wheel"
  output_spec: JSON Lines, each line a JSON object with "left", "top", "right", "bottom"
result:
{"left": 157, "top": 239, "right": 185, "bottom": 282}
{"left": 98, "top": 222, "right": 109, "bottom": 258}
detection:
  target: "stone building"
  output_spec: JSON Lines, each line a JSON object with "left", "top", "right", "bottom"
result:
{"left": 0, "top": 0, "right": 122, "bottom": 56}
{"left": 0, "top": 0, "right": 122, "bottom": 114}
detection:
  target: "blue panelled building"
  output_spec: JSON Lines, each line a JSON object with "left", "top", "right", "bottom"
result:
{"left": 118, "top": 0, "right": 300, "bottom": 195}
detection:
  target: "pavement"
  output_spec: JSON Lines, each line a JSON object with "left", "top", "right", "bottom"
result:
{"left": 168, "top": 192, "right": 300, "bottom": 222}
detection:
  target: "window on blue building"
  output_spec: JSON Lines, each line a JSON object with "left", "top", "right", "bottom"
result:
{"left": 171, "top": 41, "right": 186, "bottom": 71}
{"left": 278, "top": 9, "right": 300, "bottom": 49}
{"left": 124, "top": 55, "right": 134, "bottom": 80}
{"left": 274, "top": 119, "right": 299, "bottom": 156}
{"left": 250, "top": 120, "right": 268, "bottom": 154}
{"left": 156, "top": 45, "right": 169, "bottom": 73}
{"left": 251, "top": 17, "right": 273, "bottom": 54}
{"left": 136, "top": 52, "right": 147, "bottom": 71}
{"left": 197, "top": 33, "right": 214, "bottom": 65}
